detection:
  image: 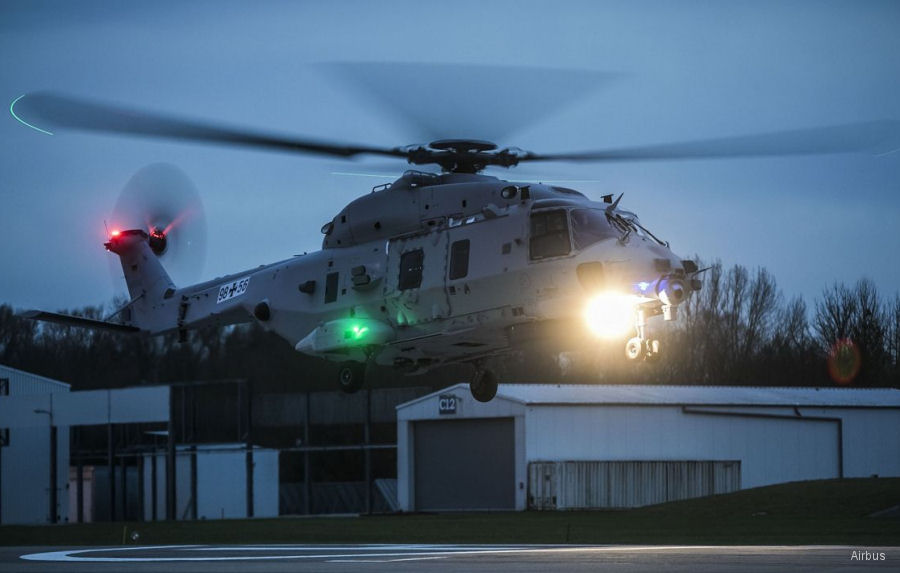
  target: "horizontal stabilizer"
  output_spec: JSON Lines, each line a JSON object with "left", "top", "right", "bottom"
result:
{"left": 18, "top": 310, "right": 141, "bottom": 333}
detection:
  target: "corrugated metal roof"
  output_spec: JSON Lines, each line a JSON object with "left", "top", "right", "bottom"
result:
{"left": 0, "top": 364, "right": 70, "bottom": 395}
{"left": 492, "top": 384, "right": 900, "bottom": 407}
{"left": 407, "top": 383, "right": 900, "bottom": 408}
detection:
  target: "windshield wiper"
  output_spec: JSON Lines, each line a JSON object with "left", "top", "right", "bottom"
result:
{"left": 634, "top": 221, "right": 667, "bottom": 246}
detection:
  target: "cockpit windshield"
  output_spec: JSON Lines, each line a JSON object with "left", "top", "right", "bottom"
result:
{"left": 570, "top": 209, "right": 619, "bottom": 250}
{"left": 530, "top": 207, "right": 667, "bottom": 260}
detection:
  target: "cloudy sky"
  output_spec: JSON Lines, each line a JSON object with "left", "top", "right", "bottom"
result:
{"left": 2, "top": 0, "right": 899, "bottom": 313}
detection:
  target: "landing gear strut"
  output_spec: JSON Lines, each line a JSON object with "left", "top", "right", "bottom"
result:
{"left": 338, "top": 361, "right": 365, "bottom": 393}
{"left": 470, "top": 368, "right": 498, "bottom": 403}
{"left": 625, "top": 309, "right": 661, "bottom": 362}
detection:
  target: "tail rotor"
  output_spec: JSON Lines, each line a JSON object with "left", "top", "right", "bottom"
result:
{"left": 108, "top": 163, "right": 207, "bottom": 288}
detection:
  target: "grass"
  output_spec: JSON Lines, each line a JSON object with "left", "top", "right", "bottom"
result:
{"left": 1, "top": 478, "right": 898, "bottom": 547}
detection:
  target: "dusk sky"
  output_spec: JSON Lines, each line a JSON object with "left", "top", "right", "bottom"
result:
{"left": 2, "top": 0, "right": 899, "bottom": 313}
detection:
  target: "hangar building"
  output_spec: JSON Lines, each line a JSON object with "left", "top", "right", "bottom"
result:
{"left": 1, "top": 363, "right": 427, "bottom": 523}
{"left": 0, "top": 367, "right": 280, "bottom": 525}
{"left": 396, "top": 384, "right": 900, "bottom": 512}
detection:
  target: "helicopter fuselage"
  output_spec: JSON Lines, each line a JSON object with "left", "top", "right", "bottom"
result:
{"left": 110, "top": 171, "right": 696, "bottom": 379}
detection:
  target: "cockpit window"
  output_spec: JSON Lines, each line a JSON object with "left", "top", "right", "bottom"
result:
{"left": 530, "top": 210, "right": 571, "bottom": 259}
{"left": 571, "top": 209, "right": 618, "bottom": 250}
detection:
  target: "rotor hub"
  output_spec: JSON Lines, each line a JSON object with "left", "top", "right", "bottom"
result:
{"left": 428, "top": 139, "right": 497, "bottom": 153}
{"left": 148, "top": 227, "right": 167, "bottom": 256}
{"left": 404, "top": 140, "right": 524, "bottom": 173}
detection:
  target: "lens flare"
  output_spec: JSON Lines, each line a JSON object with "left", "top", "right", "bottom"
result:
{"left": 827, "top": 338, "right": 861, "bottom": 385}
{"left": 583, "top": 293, "right": 640, "bottom": 339}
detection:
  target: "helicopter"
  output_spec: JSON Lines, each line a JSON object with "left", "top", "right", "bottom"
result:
{"left": 13, "top": 92, "right": 899, "bottom": 402}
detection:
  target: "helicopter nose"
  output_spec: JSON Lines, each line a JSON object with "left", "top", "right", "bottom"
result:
{"left": 658, "top": 278, "right": 686, "bottom": 306}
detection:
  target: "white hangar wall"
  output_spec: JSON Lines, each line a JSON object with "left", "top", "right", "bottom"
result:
{"left": 0, "top": 365, "right": 71, "bottom": 525}
{"left": 396, "top": 384, "right": 900, "bottom": 512}
{"left": 801, "top": 408, "right": 899, "bottom": 478}
{"left": 524, "top": 406, "right": 843, "bottom": 489}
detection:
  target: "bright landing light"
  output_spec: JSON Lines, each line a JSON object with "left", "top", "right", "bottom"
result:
{"left": 583, "top": 293, "right": 641, "bottom": 339}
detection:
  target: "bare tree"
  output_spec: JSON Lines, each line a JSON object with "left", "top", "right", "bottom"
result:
{"left": 813, "top": 279, "right": 892, "bottom": 386}
{"left": 722, "top": 265, "right": 750, "bottom": 367}
{"left": 888, "top": 294, "right": 900, "bottom": 382}
{"left": 774, "top": 296, "right": 810, "bottom": 352}
{"left": 852, "top": 279, "right": 889, "bottom": 385}
{"left": 742, "top": 267, "right": 780, "bottom": 359}
{"left": 674, "top": 259, "right": 724, "bottom": 383}
{"left": 814, "top": 283, "right": 857, "bottom": 351}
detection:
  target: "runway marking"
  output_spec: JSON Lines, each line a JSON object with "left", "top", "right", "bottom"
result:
{"left": 20, "top": 544, "right": 851, "bottom": 563}
{"left": 186, "top": 544, "right": 515, "bottom": 552}
{"left": 328, "top": 556, "right": 451, "bottom": 563}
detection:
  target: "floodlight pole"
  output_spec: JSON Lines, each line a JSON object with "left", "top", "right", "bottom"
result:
{"left": 34, "top": 401, "right": 56, "bottom": 524}
{"left": 244, "top": 381, "right": 254, "bottom": 519}
{"left": 364, "top": 388, "right": 372, "bottom": 515}
{"left": 108, "top": 423, "right": 116, "bottom": 521}
{"left": 76, "top": 435, "right": 84, "bottom": 524}
{"left": 166, "top": 388, "right": 176, "bottom": 521}
{"left": 303, "top": 391, "right": 311, "bottom": 515}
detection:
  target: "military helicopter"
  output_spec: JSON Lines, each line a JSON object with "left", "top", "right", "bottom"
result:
{"left": 13, "top": 92, "right": 898, "bottom": 402}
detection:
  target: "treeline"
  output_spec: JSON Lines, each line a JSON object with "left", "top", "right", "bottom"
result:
{"left": 1, "top": 262, "right": 898, "bottom": 390}
{"left": 0, "top": 304, "right": 307, "bottom": 390}
{"left": 0, "top": 304, "right": 463, "bottom": 392}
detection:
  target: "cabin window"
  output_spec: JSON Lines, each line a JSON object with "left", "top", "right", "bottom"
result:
{"left": 449, "top": 239, "right": 470, "bottom": 280}
{"left": 399, "top": 249, "right": 424, "bottom": 290}
{"left": 324, "top": 271, "right": 339, "bottom": 303}
{"left": 530, "top": 210, "right": 571, "bottom": 260}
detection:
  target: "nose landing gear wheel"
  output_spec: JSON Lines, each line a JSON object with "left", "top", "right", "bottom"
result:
{"left": 470, "top": 369, "right": 498, "bottom": 402}
{"left": 338, "top": 361, "right": 365, "bottom": 394}
{"left": 625, "top": 337, "right": 644, "bottom": 361}
{"left": 625, "top": 337, "right": 661, "bottom": 362}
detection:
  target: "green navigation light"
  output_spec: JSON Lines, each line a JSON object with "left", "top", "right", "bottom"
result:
{"left": 10, "top": 95, "right": 53, "bottom": 136}
{"left": 352, "top": 325, "right": 369, "bottom": 339}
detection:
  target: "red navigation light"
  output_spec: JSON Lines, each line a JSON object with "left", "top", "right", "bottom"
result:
{"left": 110, "top": 229, "right": 121, "bottom": 238}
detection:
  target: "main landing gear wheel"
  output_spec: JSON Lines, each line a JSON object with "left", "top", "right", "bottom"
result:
{"left": 338, "top": 361, "right": 365, "bottom": 394}
{"left": 470, "top": 369, "right": 498, "bottom": 403}
{"left": 625, "top": 337, "right": 644, "bottom": 361}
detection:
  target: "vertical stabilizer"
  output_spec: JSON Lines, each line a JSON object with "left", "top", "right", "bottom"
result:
{"left": 105, "top": 230, "right": 176, "bottom": 325}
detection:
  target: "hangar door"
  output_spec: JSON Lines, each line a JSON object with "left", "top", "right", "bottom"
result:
{"left": 413, "top": 418, "right": 515, "bottom": 511}
{"left": 528, "top": 460, "right": 741, "bottom": 510}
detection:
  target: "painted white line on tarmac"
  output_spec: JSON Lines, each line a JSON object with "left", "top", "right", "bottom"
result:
{"left": 186, "top": 544, "right": 516, "bottom": 552}
{"left": 21, "top": 545, "right": 841, "bottom": 563}
{"left": 329, "top": 556, "right": 451, "bottom": 563}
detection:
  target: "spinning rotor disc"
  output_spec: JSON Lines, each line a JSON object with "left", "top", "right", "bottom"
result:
{"left": 110, "top": 163, "right": 207, "bottom": 285}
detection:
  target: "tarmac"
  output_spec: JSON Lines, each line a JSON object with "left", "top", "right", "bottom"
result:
{"left": 1, "top": 544, "right": 896, "bottom": 572}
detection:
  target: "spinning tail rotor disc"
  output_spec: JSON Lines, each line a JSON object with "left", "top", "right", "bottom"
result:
{"left": 109, "top": 163, "right": 207, "bottom": 286}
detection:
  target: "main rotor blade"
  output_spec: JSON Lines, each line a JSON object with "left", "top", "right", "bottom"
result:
{"left": 522, "top": 121, "right": 900, "bottom": 163}
{"left": 13, "top": 92, "right": 408, "bottom": 160}
{"left": 320, "top": 62, "right": 618, "bottom": 142}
